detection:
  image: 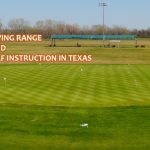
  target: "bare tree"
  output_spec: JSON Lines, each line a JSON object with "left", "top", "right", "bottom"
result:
{"left": 55, "top": 22, "right": 66, "bottom": 34}
{"left": 8, "top": 18, "right": 30, "bottom": 33}
{"left": 35, "top": 20, "right": 45, "bottom": 30}
{"left": 0, "top": 19, "right": 3, "bottom": 32}
{"left": 110, "top": 26, "right": 129, "bottom": 35}
{"left": 0, "top": 18, "right": 149, "bottom": 38}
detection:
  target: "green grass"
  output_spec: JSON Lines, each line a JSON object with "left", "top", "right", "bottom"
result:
{"left": 0, "top": 39, "right": 150, "bottom": 149}
{"left": 0, "top": 105, "right": 150, "bottom": 150}
{"left": 1, "top": 39, "right": 150, "bottom": 64}
{"left": 0, "top": 64, "right": 150, "bottom": 107}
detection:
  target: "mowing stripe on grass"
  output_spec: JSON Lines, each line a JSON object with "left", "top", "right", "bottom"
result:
{"left": 0, "top": 64, "right": 150, "bottom": 107}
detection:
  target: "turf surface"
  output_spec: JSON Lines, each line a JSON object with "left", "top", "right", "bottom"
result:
{"left": 0, "top": 64, "right": 150, "bottom": 107}
{"left": 0, "top": 40, "right": 150, "bottom": 149}
{"left": 2, "top": 39, "right": 150, "bottom": 64}
{"left": 0, "top": 105, "right": 150, "bottom": 150}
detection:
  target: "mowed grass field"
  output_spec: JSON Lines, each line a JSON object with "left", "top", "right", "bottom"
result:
{"left": 1, "top": 64, "right": 150, "bottom": 107}
{"left": 0, "top": 39, "right": 150, "bottom": 149}
{"left": 3, "top": 38, "right": 150, "bottom": 64}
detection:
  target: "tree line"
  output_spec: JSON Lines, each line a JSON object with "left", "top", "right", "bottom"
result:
{"left": 0, "top": 18, "right": 150, "bottom": 38}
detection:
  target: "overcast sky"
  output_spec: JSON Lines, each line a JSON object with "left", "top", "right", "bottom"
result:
{"left": 0, "top": 0, "right": 150, "bottom": 29}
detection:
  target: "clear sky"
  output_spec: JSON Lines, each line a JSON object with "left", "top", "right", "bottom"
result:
{"left": 0, "top": 0, "right": 150, "bottom": 29}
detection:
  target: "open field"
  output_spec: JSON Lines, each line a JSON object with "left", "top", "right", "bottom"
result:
{"left": 0, "top": 39, "right": 150, "bottom": 149}
{"left": 0, "top": 64, "right": 150, "bottom": 107}
{"left": 1, "top": 39, "right": 150, "bottom": 64}
{"left": 0, "top": 105, "right": 150, "bottom": 150}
